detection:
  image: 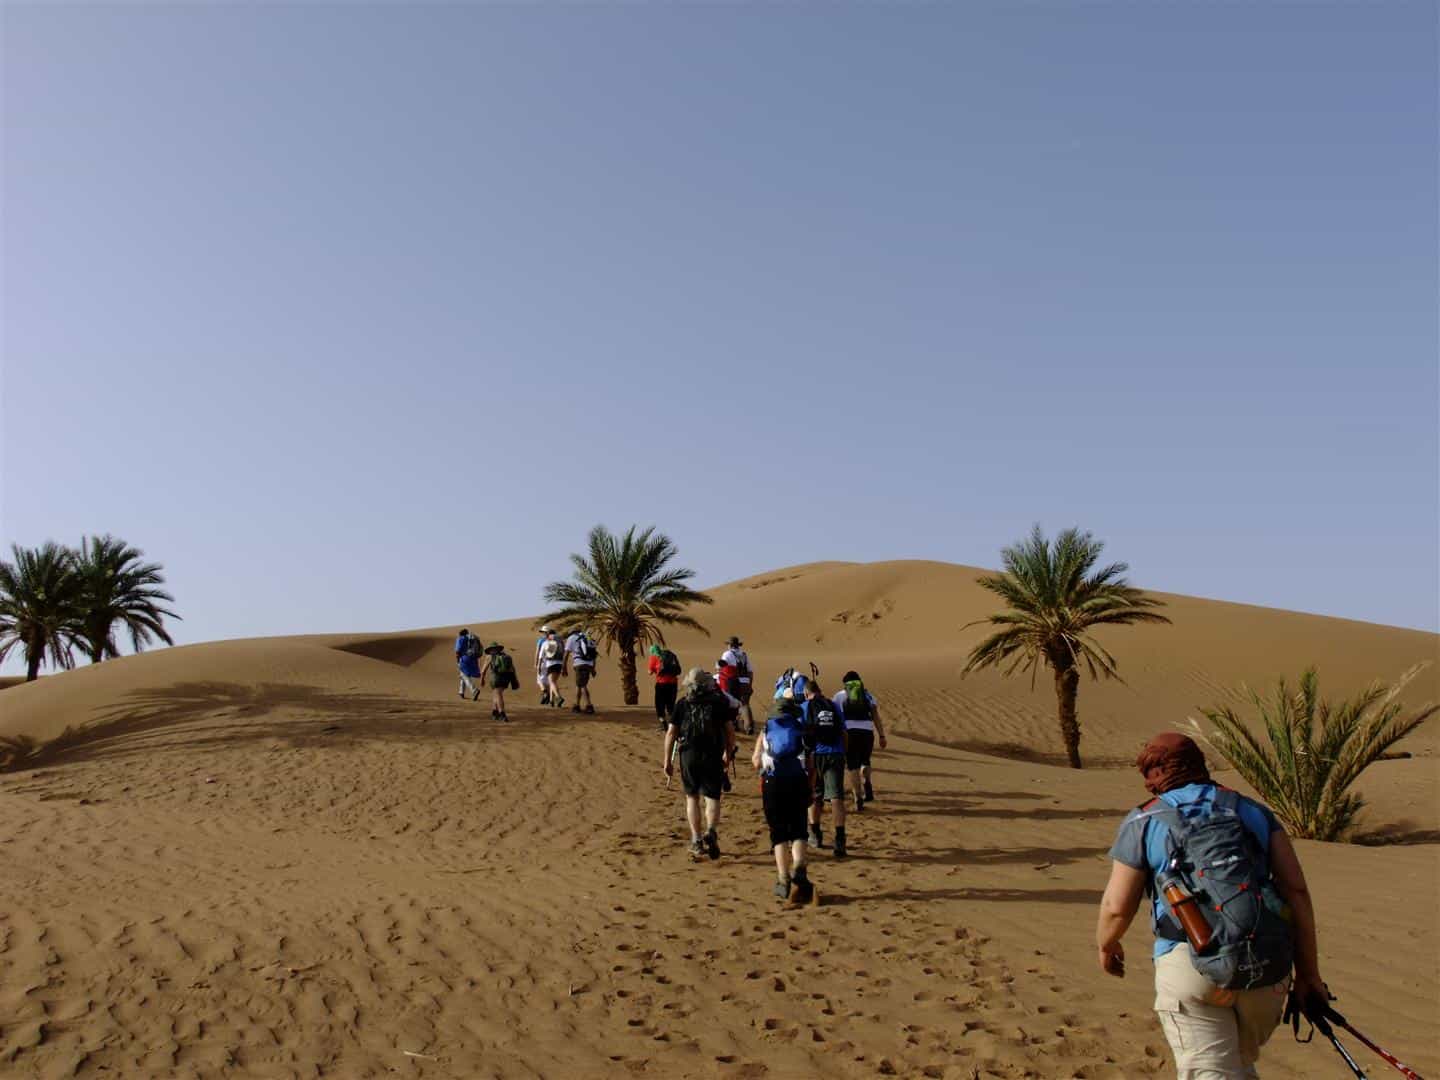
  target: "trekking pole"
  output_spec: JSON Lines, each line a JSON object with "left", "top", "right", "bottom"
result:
{"left": 1314, "top": 1013, "right": 1369, "bottom": 1079}
{"left": 1325, "top": 1008, "right": 1427, "bottom": 1080}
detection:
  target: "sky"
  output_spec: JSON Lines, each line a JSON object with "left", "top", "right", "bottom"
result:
{"left": 2, "top": 2, "right": 1437, "bottom": 672}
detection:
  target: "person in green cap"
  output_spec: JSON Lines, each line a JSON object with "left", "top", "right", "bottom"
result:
{"left": 648, "top": 643, "right": 682, "bottom": 729}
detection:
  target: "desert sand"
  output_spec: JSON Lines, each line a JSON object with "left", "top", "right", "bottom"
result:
{"left": 1, "top": 560, "right": 1436, "bottom": 1079}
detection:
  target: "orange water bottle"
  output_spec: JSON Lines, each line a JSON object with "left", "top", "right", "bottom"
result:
{"left": 1156, "top": 868, "right": 1214, "bottom": 953}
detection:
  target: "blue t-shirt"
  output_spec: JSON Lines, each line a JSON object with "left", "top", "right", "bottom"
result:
{"left": 1108, "top": 782, "right": 1281, "bottom": 959}
{"left": 803, "top": 696, "right": 846, "bottom": 755}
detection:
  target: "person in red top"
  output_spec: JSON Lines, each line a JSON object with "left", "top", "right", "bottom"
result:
{"left": 649, "top": 644, "right": 681, "bottom": 730}
{"left": 715, "top": 658, "right": 740, "bottom": 700}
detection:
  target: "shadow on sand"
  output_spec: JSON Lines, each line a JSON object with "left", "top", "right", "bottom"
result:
{"left": 0, "top": 680, "right": 571, "bottom": 773}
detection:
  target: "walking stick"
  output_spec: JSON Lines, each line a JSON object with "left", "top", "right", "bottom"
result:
{"left": 1311, "top": 1011, "right": 1368, "bottom": 1078}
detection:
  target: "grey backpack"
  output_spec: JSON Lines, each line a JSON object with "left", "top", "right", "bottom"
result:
{"left": 1148, "top": 789, "right": 1294, "bottom": 990}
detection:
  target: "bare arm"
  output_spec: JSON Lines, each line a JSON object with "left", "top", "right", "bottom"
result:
{"left": 661, "top": 726, "right": 676, "bottom": 775}
{"left": 872, "top": 704, "right": 887, "bottom": 748}
{"left": 750, "top": 733, "right": 765, "bottom": 771}
{"left": 1269, "top": 831, "right": 1324, "bottom": 998}
{"left": 1095, "top": 860, "right": 1147, "bottom": 977}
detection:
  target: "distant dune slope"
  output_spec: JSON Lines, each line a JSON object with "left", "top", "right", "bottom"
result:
{"left": 4, "top": 559, "right": 1434, "bottom": 824}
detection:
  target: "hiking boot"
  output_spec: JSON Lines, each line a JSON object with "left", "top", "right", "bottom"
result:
{"left": 774, "top": 877, "right": 791, "bottom": 900}
{"left": 789, "top": 867, "right": 814, "bottom": 905}
{"left": 808, "top": 825, "right": 823, "bottom": 848}
{"left": 572, "top": 704, "right": 582, "bottom": 713}
{"left": 864, "top": 779, "right": 875, "bottom": 802}
{"left": 689, "top": 839, "right": 705, "bottom": 862}
{"left": 554, "top": 696, "right": 565, "bottom": 709}
{"left": 833, "top": 826, "right": 847, "bottom": 859}
{"left": 541, "top": 692, "right": 551, "bottom": 706}
{"left": 854, "top": 791, "right": 865, "bottom": 813}
{"left": 499, "top": 712, "right": 509, "bottom": 723}
{"left": 721, "top": 772, "right": 732, "bottom": 793}
{"left": 491, "top": 709, "right": 499, "bottom": 720}
{"left": 585, "top": 705, "right": 596, "bottom": 715}
{"left": 704, "top": 830, "right": 721, "bottom": 861}
{"left": 472, "top": 688, "right": 482, "bottom": 701}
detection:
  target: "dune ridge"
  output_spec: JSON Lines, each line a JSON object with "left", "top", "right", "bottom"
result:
{"left": 1, "top": 560, "right": 1436, "bottom": 1078}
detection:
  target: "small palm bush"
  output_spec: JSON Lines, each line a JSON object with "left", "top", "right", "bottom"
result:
{"left": 1194, "top": 665, "right": 1437, "bottom": 841}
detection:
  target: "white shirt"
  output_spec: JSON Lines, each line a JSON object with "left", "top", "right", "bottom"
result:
{"left": 565, "top": 633, "right": 595, "bottom": 668}
{"left": 833, "top": 689, "right": 878, "bottom": 732}
{"left": 721, "top": 648, "right": 751, "bottom": 683}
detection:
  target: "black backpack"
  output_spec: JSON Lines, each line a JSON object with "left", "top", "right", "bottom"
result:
{"left": 464, "top": 636, "right": 483, "bottom": 661}
{"left": 576, "top": 635, "right": 598, "bottom": 663}
{"left": 808, "top": 701, "right": 842, "bottom": 745}
{"left": 1147, "top": 789, "right": 1294, "bottom": 990}
{"left": 660, "top": 649, "right": 682, "bottom": 678}
{"left": 677, "top": 691, "right": 726, "bottom": 754}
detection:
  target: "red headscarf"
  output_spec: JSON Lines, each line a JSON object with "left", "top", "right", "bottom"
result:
{"left": 1136, "top": 732, "right": 1211, "bottom": 796}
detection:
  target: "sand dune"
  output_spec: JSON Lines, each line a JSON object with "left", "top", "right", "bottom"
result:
{"left": 1, "top": 560, "right": 1436, "bottom": 1078}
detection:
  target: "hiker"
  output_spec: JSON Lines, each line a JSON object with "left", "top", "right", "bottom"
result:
{"left": 480, "top": 643, "right": 516, "bottom": 721}
{"left": 1096, "top": 732, "right": 1325, "bottom": 1080}
{"left": 454, "top": 629, "right": 483, "bottom": 701}
{"left": 721, "top": 636, "right": 755, "bottom": 734}
{"left": 565, "top": 627, "right": 598, "bottom": 715}
{"left": 803, "top": 680, "right": 848, "bottom": 857}
{"left": 648, "top": 643, "right": 682, "bottom": 729}
{"left": 661, "top": 668, "right": 736, "bottom": 861}
{"left": 751, "top": 690, "right": 815, "bottom": 903}
{"left": 835, "top": 670, "right": 886, "bottom": 811}
{"left": 534, "top": 626, "right": 554, "bottom": 705}
{"left": 538, "top": 628, "right": 567, "bottom": 709}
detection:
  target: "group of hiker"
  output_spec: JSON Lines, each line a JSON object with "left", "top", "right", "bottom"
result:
{"left": 454, "top": 629, "right": 1415, "bottom": 1079}
{"left": 654, "top": 641, "right": 888, "bottom": 908}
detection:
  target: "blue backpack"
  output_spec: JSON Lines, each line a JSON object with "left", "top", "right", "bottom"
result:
{"left": 765, "top": 714, "right": 807, "bottom": 778}
{"left": 773, "top": 668, "right": 808, "bottom": 701}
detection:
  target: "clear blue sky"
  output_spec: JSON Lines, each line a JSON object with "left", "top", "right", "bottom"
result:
{"left": 3, "top": 2, "right": 1436, "bottom": 670}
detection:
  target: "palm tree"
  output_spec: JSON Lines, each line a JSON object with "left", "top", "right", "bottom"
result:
{"left": 1191, "top": 666, "right": 1436, "bottom": 841}
{"left": 962, "top": 525, "right": 1170, "bottom": 768}
{"left": 539, "top": 525, "right": 713, "bottom": 705}
{"left": 0, "top": 541, "right": 83, "bottom": 681}
{"left": 72, "top": 534, "right": 180, "bottom": 663}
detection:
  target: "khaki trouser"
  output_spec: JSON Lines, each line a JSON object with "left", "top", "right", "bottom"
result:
{"left": 1154, "top": 946, "right": 1289, "bottom": 1079}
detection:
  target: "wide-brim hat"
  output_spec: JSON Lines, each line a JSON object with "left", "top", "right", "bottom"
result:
{"left": 484, "top": 643, "right": 506, "bottom": 655}
{"left": 726, "top": 636, "right": 742, "bottom": 647}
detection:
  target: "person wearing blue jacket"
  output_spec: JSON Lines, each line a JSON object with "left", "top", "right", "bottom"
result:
{"left": 454, "top": 629, "right": 483, "bottom": 701}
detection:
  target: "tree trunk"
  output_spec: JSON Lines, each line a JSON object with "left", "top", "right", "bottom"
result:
{"left": 1054, "top": 665, "right": 1082, "bottom": 769}
{"left": 25, "top": 642, "right": 41, "bottom": 682}
{"left": 618, "top": 634, "right": 639, "bottom": 705}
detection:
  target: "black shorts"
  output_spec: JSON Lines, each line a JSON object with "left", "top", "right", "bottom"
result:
{"left": 846, "top": 729, "right": 875, "bottom": 770}
{"left": 655, "top": 682, "right": 679, "bottom": 719}
{"left": 679, "top": 749, "right": 724, "bottom": 800}
{"left": 573, "top": 665, "right": 592, "bottom": 689}
{"left": 762, "top": 773, "right": 811, "bottom": 847}
{"left": 735, "top": 681, "right": 754, "bottom": 703}
{"left": 545, "top": 663, "right": 564, "bottom": 677}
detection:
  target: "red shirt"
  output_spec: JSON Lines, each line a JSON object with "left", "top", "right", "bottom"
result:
{"left": 716, "top": 663, "right": 739, "bottom": 696}
{"left": 649, "top": 654, "right": 678, "bottom": 686}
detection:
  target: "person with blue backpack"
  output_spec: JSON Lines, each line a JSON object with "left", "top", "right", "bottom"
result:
{"left": 1096, "top": 732, "right": 1326, "bottom": 1080}
{"left": 750, "top": 690, "right": 815, "bottom": 904}
{"left": 802, "top": 680, "right": 848, "bottom": 858}
{"left": 454, "top": 629, "right": 483, "bottom": 701}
